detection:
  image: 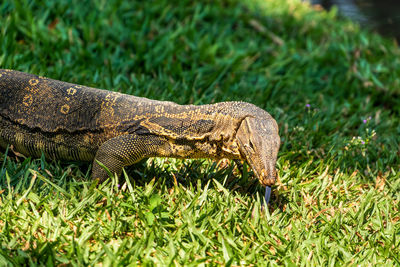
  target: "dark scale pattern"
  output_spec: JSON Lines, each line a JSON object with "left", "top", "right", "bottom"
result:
{"left": 0, "top": 69, "right": 280, "bottom": 186}
{"left": 0, "top": 69, "right": 105, "bottom": 131}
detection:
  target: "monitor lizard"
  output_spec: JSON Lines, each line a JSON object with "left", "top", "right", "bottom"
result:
{"left": 0, "top": 69, "right": 280, "bottom": 203}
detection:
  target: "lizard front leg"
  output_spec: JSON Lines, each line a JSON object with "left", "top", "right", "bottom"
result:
{"left": 92, "top": 133, "right": 167, "bottom": 182}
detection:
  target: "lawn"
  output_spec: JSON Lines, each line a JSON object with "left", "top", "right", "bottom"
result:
{"left": 1, "top": 0, "right": 400, "bottom": 265}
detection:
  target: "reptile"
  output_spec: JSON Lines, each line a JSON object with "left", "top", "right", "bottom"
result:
{"left": 0, "top": 69, "right": 280, "bottom": 203}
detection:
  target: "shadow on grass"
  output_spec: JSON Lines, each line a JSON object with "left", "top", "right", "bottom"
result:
{"left": 0, "top": 244, "right": 60, "bottom": 266}
{"left": 0, "top": 149, "right": 291, "bottom": 210}
{"left": 125, "top": 158, "right": 289, "bottom": 208}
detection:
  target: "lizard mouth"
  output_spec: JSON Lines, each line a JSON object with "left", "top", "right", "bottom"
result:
{"left": 246, "top": 157, "right": 275, "bottom": 187}
{"left": 259, "top": 169, "right": 276, "bottom": 186}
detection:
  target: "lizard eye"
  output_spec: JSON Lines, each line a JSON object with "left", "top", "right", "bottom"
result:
{"left": 246, "top": 141, "right": 255, "bottom": 154}
{"left": 249, "top": 141, "right": 255, "bottom": 149}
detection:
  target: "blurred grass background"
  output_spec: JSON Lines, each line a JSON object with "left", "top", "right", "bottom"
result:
{"left": 0, "top": 0, "right": 399, "bottom": 265}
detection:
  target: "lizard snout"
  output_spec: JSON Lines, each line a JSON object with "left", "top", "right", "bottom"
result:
{"left": 259, "top": 168, "right": 277, "bottom": 187}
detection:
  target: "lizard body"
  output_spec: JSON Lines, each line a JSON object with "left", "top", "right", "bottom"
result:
{"left": 0, "top": 69, "right": 280, "bottom": 187}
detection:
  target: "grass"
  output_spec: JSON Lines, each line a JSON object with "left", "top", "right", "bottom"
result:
{"left": 1, "top": 0, "right": 400, "bottom": 265}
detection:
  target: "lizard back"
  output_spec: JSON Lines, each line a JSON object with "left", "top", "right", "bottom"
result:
{"left": 0, "top": 69, "right": 123, "bottom": 132}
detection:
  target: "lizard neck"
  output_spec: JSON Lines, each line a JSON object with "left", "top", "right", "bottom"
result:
{"left": 127, "top": 101, "right": 245, "bottom": 160}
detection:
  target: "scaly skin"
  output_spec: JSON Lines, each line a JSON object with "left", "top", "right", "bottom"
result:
{"left": 0, "top": 69, "right": 280, "bottom": 187}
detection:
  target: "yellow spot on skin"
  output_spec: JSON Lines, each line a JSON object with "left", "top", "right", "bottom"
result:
{"left": 23, "top": 94, "right": 33, "bottom": 106}
{"left": 75, "top": 85, "right": 83, "bottom": 88}
{"left": 60, "top": 104, "right": 70, "bottom": 114}
{"left": 0, "top": 74, "right": 2, "bottom": 78}
{"left": 65, "top": 97, "right": 70, "bottom": 101}
{"left": 67, "top": 87, "right": 77, "bottom": 95}
{"left": 54, "top": 135, "right": 65, "bottom": 142}
{"left": 29, "top": 79, "right": 39, "bottom": 86}
{"left": 83, "top": 134, "right": 92, "bottom": 145}
{"left": 104, "top": 93, "right": 116, "bottom": 103}
{"left": 98, "top": 93, "right": 119, "bottom": 122}
{"left": 26, "top": 86, "right": 39, "bottom": 94}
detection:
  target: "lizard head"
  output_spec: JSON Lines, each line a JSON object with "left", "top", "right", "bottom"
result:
{"left": 236, "top": 116, "right": 280, "bottom": 186}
